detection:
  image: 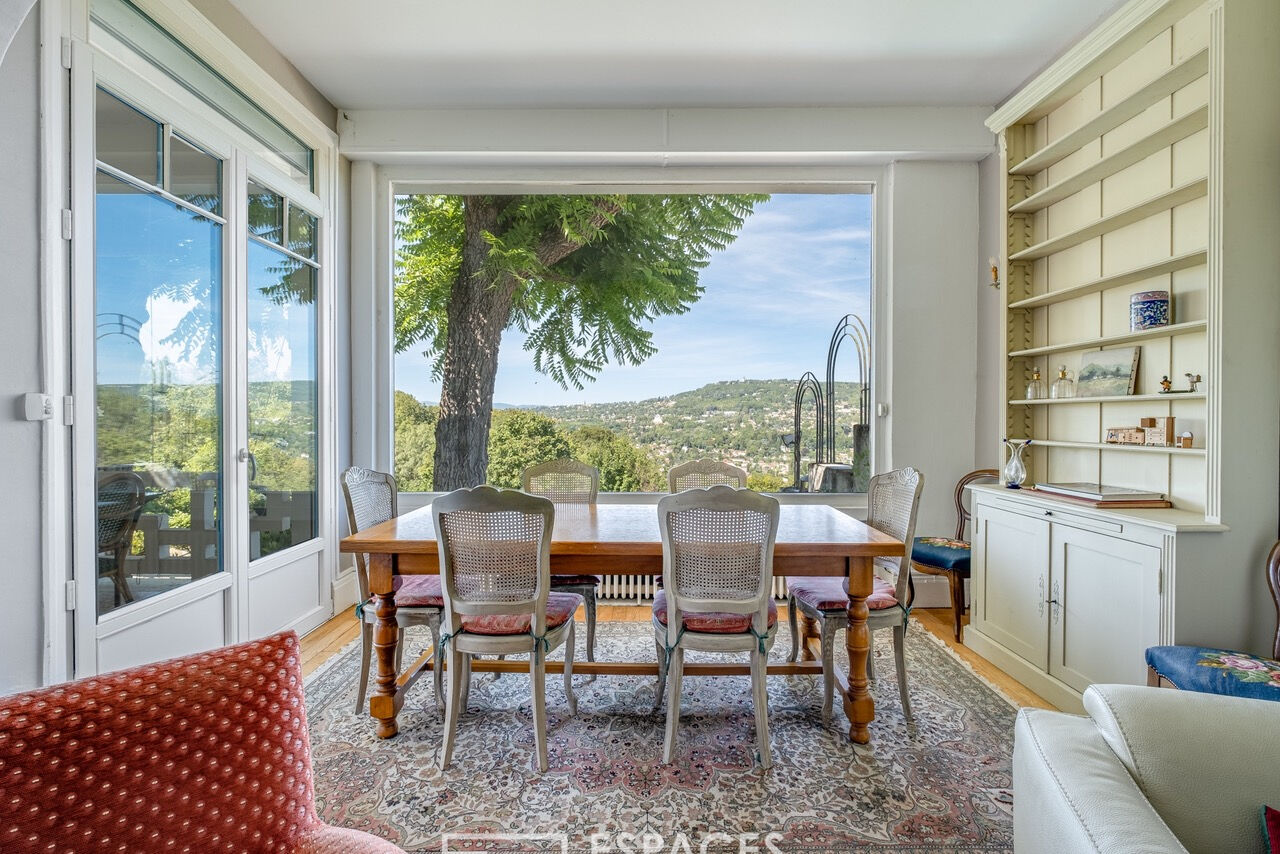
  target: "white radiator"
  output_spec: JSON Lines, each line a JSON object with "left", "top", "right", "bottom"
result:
{"left": 597, "top": 576, "right": 791, "bottom": 601}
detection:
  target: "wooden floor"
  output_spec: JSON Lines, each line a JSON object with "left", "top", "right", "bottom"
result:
{"left": 300, "top": 603, "right": 1054, "bottom": 710}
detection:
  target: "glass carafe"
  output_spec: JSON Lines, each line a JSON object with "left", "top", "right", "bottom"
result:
{"left": 1002, "top": 438, "right": 1031, "bottom": 489}
{"left": 1025, "top": 367, "right": 1044, "bottom": 400}
{"left": 1050, "top": 365, "right": 1075, "bottom": 399}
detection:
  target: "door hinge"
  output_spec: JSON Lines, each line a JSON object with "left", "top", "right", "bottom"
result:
{"left": 61, "top": 209, "right": 72, "bottom": 240}
{"left": 62, "top": 395, "right": 74, "bottom": 426}
{"left": 60, "top": 37, "right": 72, "bottom": 70}
{"left": 64, "top": 580, "right": 76, "bottom": 611}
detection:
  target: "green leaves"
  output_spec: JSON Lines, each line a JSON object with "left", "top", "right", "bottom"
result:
{"left": 393, "top": 193, "right": 767, "bottom": 389}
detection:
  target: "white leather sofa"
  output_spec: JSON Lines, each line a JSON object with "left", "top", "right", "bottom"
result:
{"left": 1014, "top": 683, "right": 1280, "bottom": 853}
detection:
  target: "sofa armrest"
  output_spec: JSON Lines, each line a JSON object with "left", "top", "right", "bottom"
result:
{"left": 1014, "top": 708, "right": 1187, "bottom": 854}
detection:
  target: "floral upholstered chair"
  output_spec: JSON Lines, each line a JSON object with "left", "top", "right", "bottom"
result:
{"left": 909, "top": 468, "right": 999, "bottom": 641}
{"left": 0, "top": 631, "right": 404, "bottom": 853}
{"left": 1145, "top": 540, "right": 1280, "bottom": 700}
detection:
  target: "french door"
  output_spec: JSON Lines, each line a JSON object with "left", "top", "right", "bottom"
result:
{"left": 70, "top": 46, "right": 332, "bottom": 676}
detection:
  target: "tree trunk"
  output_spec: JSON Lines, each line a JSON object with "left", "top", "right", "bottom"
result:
{"left": 432, "top": 198, "right": 518, "bottom": 490}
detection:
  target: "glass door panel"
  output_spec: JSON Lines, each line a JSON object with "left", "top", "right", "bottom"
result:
{"left": 246, "top": 181, "right": 319, "bottom": 560}
{"left": 93, "top": 89, "right": 225, "bottom": 617}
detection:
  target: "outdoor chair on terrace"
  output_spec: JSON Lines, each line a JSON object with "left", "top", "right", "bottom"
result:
{"left": 96, "top": 471, "right": 147, "bottom": 607}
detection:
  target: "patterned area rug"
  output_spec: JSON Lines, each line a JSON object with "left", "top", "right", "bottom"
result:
{"left": 306, "top": 619, "right": 1016, "bottom": 853}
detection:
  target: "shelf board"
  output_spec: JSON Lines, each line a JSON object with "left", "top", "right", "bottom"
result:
{"left": 1009, "top": 48, "right": 1209, "bottom": 176}
{"left": 1008, "top": 319, "right": 1207, "bottom": 359}
{"left": 1010, "top": 107, "right": 1207, "bottom": 214}
{"left": 1009, "top": 178, "right": 1207, "bottom": 262}
{"left": 1011, "top": 392, "right": 1205, "bottom": 406}
{"left": 1030, "top": 439, "right": 1206, "bottom": 456}
{"left": 1008, "top": 250, "right": 1206, "bottom": 310}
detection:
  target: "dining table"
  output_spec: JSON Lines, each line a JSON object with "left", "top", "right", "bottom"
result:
{"left": 339, "top": 500, "right": 905, "bottom": 745}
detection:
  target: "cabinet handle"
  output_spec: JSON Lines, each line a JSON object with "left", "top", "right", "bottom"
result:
{"left": 1050, "top": 580, "right": 1062, "bottom": 625}
{"left": 1043, "top": 510, "right": 1053, "bottom": 516}
{"left": 1037, "top": 575, "right": 1045, "bottom": 617}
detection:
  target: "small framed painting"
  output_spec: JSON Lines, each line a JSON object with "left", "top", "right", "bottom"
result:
{"left": 1077, "top": 347, "right": 1139, "bottom": 397}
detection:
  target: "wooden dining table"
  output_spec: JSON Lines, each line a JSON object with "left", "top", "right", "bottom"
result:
{"left": 339, "top": 500, "right": 904, "bottom": 745}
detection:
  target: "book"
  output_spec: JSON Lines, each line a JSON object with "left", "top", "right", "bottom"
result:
{"left": 1033, "top": 481, "right": 1165, "bottom": 502}
{"left": 1022, "top": 488, "right": 1172, "bottom": 509}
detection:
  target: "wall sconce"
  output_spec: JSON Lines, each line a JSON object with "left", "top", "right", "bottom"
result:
{"left": 988, "top": 256, "right": 1001, "bottom": 289}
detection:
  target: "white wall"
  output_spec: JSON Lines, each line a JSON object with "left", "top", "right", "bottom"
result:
{"left": 0, "top": 7, "right": 44, "bottom": 693}
{"left": 974, "top": 153, "right": 1004, "bottom": 472}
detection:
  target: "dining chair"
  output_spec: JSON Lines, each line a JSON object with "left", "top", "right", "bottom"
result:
{"left": 785, "top": 466, "right": 924, "bottom": 722}
{"left": 522, "top": 458, "right": 601, "bottom": 662}
{"left": 432, "top": 486, "right": 580, "bottom": 773}
{"left": 653, "top": 485, "right": 780, "bottom": 769}
{"left": 341, "top": 466, "right": 444, "bottom": 714}
{"left": 910, "top": 468, "right": 999, "bottom": 641}
{"left": 667, "top": 458, "right": 749, "bottom": 492}
{"left": 96, "top": 471, "right": 148, "bottom": 607}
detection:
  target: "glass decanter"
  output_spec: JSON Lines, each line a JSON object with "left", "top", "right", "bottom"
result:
{"left": 1002, "top": 438, "right": 1032, "bottom": 489}
{"left": 1025, "top": 367, "right": 1044, "bottom": 400}
{"left": 1050, "top": 365, "right": 1075, "bottom": 399}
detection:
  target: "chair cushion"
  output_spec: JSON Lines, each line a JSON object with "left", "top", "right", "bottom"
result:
{"left": 459, "top": 591, "right": 583, "bottom": 636}
{"left": 911, "top": 536, "right": 972, "bottom": 571}
{"left": 785, "top": 575, "right": 899, "bottom": 612}
{"left": 394, "top": 574, "right": 445, "bottom": 607}
{"left": 651, "top": 589, "right": 777, "bottom": 634}
{"left": 550, "top": 574, "right": 603, "bottom": 587}
{"left": 1145, "top": 645, "right": 1280, "bottom": 701}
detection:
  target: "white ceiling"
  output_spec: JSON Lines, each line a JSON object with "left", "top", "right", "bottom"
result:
{"left": 228, "top": 0, "right": 1127, "bottom": 111}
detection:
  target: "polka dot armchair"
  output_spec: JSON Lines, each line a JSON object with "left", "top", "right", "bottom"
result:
{"left": 0, "top": 631, "right": 404, "bottom": 853}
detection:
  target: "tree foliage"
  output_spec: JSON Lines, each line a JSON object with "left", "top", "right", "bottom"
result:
{"left": 484, "top": 410, "right": 573, "bottom": 488}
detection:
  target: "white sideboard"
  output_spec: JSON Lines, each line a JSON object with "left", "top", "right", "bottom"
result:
{"left": 965, "top": 484, "right": 1225, "bottom": 711}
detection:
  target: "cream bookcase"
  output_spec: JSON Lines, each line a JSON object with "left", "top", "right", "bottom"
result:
{"left": 967, "top": 0, "right": 1280, "bottom": 711}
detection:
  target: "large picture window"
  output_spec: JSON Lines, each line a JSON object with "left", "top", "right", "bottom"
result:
{"left": 391, "top": 192, "right": 873, "bottom": 493}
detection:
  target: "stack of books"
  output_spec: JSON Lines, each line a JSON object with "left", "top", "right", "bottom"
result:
{"left": 1027, "top": 482, "right": 1172, "bottom": 509}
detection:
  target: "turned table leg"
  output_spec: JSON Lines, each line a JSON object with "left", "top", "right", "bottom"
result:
{"left": 842, "top": 555, "right": 874, "bottom": 744}
{"left": 800, "top": 613, "right": 821, "bottom": 661}
{"left": 368, "top": 552, "right": 400, "bottom": 739}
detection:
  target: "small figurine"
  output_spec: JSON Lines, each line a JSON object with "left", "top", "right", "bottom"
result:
{"left": 1184, "top": 373, "right": 1202, "bottom": 393}
{"left": 1159, "top": 375, "right": 1172, "bottom": 393}
{"left": 1178, "top": 431, "right": 1194, "bottom": 449}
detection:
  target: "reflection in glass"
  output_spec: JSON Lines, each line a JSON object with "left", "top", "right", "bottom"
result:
{"left": 170, "top": 134, "right": 222, "bottom": 215}
{"left": 247, "top": 240, "right": 318, "bottom": 559}
{"left": 248, "top": 181, "right": 283, "bottom": 244}
{"left": 287, "top": 204, "right": 317, "bottom": 260}
{"left": 95, "top": 170, "right": 224, "bottom": 615}
{"left": 96, "top": 87, "right": 161, "bottom": 184}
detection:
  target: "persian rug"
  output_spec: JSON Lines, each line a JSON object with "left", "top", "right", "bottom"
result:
{"left": 306, "top": 619, "right": 1017, "bottom": 853}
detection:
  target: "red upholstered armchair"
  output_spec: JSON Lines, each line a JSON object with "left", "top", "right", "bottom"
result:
{"left": 0, "top": 631, "right": 403, "bottom": 854}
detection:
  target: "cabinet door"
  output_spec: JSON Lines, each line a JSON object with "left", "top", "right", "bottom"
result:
{"left": 1048, "top": 525, "right": 1161, "bottom": 693}
{"left": 972, "top": 504, "right": 1050, "bottom": 669}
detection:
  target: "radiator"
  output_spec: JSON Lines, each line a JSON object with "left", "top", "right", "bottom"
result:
{"left": 596, "top": 576, "right": 791, "bottom": 602}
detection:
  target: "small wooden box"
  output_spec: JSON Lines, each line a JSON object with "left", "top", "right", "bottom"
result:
{"left": 1140, "top": 416, "right": 1175, "bottom": 447}
{"left": 1105, "top": 427, "right": 1146, "bottom": 445}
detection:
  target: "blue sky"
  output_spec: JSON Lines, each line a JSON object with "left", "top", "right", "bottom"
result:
{"left": 394, "top": 193, "right": 873, "bottom": 406}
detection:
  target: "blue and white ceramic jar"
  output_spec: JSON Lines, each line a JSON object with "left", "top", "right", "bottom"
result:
{"left": 1130, "top": 290, "right": 1171, "bottom": 331}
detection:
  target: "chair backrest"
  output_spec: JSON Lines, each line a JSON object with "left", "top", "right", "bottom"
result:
{"left": 667, "top": 458, "right": 749, "bottom": 493}
{"left": 657, "top": 486, "right": 780, "bottom": 639}
{"left": 96, "top": 471, "right": 147, "bottom": 554}
{"left": 1268, "top": 540, "right": 1280, "bottom": 660}
{"left": 954, "top": 468, "right": 1000, "bottom": 540}
{"left": 432, "top": 486, "right": 555, "bottom": 635}
{"left": 866, "top": 467, "right": 925, "bottom": 605}
{"left": 522, "top": 458, "right": 599, "bottom": 503}
{"left": 341, "top": 466, "right": 398, "bottom": 602}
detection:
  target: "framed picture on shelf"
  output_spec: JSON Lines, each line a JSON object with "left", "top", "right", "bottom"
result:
{"left": 1076, "top": 347, "right": 1139, "bottom": 397}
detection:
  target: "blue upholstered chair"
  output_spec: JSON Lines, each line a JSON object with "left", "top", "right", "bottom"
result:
{"left": 909, "top": 468, "right": 998, "bottom": 641}
{"left": 1145, "top": 540, "right": 1280, "bottom": 701}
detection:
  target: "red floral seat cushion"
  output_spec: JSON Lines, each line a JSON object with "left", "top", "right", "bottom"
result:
{"left": 651, "top": 589, "right": 777, "bottom": 634}
{"left": 393, "top": 574, "right": 445, "bottom": 607}
{"left": 0, "top": 631, "right": 403, "bottom": 853}
{"left": 458, "top": 591, "right": 584, "bottom": 636}
{"left": 550, "top": 574, "right": 604, "bottom": 587}
{"left": 786, "top": 575, "right": 899, "bottom": 612}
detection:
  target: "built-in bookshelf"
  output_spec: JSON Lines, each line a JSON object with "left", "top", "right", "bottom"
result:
{"left": 996, "top": 2, "right": 1211, "bottom": 512}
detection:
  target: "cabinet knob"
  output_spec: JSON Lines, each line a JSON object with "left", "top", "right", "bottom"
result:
{"left": 1043, "top": 510, "right": 1053, "bottom": 516}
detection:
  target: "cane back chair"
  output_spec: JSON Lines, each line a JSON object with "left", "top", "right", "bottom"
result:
{"left": 667, "top": 458, "right": 749, "bottom": 493}
{"left": 786, "top": 466, "right": 924, "bottom": 722}
{"left": 96, "top": 471, "right": 148, "bottom": 607}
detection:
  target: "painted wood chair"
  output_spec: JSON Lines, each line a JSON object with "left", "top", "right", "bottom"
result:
{"left": 785, "top": 467, "right": 924, "bottom": 722}
{"left": 96, "top": 471, "right": 147, "bottom": 607}
{"left": 653, "top": 485, "right": 780, "bottom": 769}
{"left": 341, "top": 466, "right": 444, "bottom": 713}
{"left": 667, "top": 458, "right": 749, "bottom": 492}
{"left": 1145, "top": 540, "right": 1280, "bottom": 700}
{"left": 910, "top": 468, "right": 1000, "bottom": 641}
{"left": 522, "top": 458, "right": 601, "bottom": 663}
{"left": 432, "top": 486, "right": 579, "bottom": 772}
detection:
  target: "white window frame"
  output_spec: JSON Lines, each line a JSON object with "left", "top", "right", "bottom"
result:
{"left": 356, "top": 165, "right": 890, "bottom": 511}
